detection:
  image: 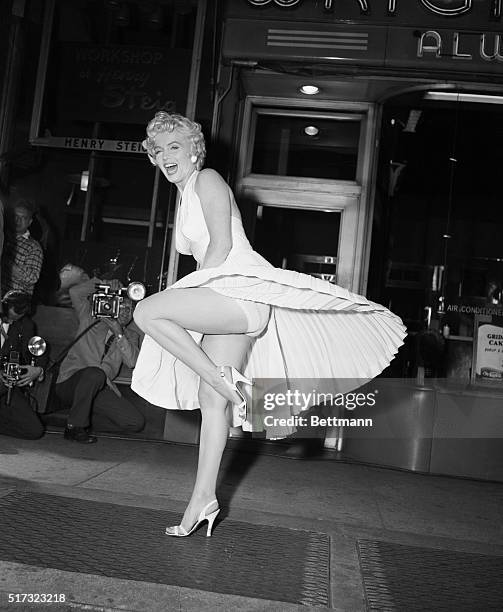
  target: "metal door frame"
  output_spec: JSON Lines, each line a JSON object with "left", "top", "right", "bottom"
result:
{"left": 236, "top": 96, "right": 378, "bottom": 293}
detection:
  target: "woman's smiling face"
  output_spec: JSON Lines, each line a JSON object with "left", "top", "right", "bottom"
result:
{"left": 152, "top": 129, "right": 196, "bottom": 190}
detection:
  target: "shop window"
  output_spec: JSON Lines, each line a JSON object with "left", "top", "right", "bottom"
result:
{"left": 250, "top": 111, "right": 361, "bottom": 181}
{"left": 253, "top": 206, "right": 341, "bottom": 274}
{"left": 370, "top": 96, "right": 503, "bottom": 380}
{"left": 13, "top": 0, "right": 199, "bottom": 296}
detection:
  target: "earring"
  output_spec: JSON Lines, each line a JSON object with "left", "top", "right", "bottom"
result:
{"left": 190, "top": 155, "right": 198, "bottom": 164}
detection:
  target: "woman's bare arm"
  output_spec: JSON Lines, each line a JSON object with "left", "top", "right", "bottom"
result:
{"left": 195, "top": 169, "right": 233, "bottom": 269}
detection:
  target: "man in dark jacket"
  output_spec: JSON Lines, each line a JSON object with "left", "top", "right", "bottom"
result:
{"left": 54, "top": 273, "right": 145, "bottom": 444}
{"left": 0, "top": 291, "right": 46, "bottom": 439}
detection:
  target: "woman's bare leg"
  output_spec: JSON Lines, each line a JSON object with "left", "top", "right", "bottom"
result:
{"left": 133, "top": 288, "right": 250, "bottom": 403}
{"left": 134, "top": 287, "right": 256, "bottom": 528}
{"left": 178, "top": 332, "right": 252, "bottom": 530}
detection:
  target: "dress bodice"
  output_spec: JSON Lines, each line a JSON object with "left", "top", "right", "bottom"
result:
{"left": 176, "top": 170, "right": 253, "bottom": 265}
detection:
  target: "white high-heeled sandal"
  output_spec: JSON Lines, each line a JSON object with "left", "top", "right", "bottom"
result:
{"left": 219, "top": 366, "right": 253, "bottom": 420}
{"left": 165, "top": 500, "right": 220, "bottom": 537}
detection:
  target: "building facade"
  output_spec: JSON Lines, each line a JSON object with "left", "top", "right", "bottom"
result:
{"left": 1, "top": 0, "right": 503, "bottom": 477}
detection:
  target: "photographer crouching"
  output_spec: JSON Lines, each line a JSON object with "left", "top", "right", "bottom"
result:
{"left": 54, "top": 266, "right": 145, "bottom": 443}
{"left": 0, "top": 291, "right": 46, "bottom": 439}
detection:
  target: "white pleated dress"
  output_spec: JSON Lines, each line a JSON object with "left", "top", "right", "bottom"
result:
{"left": 131, "top": 171, "right": 407, "bottom": 437}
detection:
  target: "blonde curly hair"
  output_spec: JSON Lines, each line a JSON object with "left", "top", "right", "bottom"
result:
{"left": 143, "top": 111, "right": 206, "bottom": 171}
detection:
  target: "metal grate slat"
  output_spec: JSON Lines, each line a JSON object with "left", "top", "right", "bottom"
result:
{"left": 0, "top": 491, "right": 329, "bottom": 607}
{"left": 357, "top": 539, "right": 503, "bottom": 611}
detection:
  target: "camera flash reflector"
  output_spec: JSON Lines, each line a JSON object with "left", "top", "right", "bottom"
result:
{"left": 127, "top": 282, "right": 146, "bottom": 301}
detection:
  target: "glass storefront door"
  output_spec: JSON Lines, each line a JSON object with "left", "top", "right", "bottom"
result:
{"left": 370, "top": 92, "right": 503, "bottom": 381}
{"left": 236, "top": 99, "right": 378, "bottom": 293}
{"left": 253, "top": 206, "right": 340, "bottom": 282}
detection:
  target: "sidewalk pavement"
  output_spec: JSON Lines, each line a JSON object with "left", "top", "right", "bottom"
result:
{"left": 0, "top": 432, "right": 502, "bottom": 611}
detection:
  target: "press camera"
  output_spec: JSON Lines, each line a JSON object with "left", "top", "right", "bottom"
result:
{"left": 2, "top": 351, "right": 23, "bottom": 382}
{"left": 2, "top": 336, "right": 47, "bottom": 405}
{"left": 2, "top": 337, "right": 47, "bottom": 385}
{"left": 91, "top": 282, "right": 146, "bottom": 319}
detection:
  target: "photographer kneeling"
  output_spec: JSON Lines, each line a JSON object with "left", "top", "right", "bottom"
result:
{"left": 54, "top": 271, "right": 145, "bottom": 443}
{"left": 0, "top": 291, "right": 46, "bottom": 439}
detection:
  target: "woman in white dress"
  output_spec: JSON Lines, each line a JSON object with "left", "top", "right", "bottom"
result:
{"left": 132, "top": 112, "right": 406, "bottom": 538}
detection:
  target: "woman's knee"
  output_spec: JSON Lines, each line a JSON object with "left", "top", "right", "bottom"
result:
{"left": 133, "top": 294, "right": 173, "bottom": 332}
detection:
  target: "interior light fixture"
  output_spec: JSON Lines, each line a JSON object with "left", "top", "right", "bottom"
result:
{"left": 66, "top": 184, "right": 76, "bottom": 206}
{"left": 80, "top": 170, "right": 89, "bottom": 192}
{"left": 424, "top": 91, "right": 503, "bottom": 104}
{"left": 299, "top": 85, "right": 320, "bottom": 95}
{"left": 403, "top": 110, "right": 422, "bottom": 133}
{"left": 116, "top": 3, "right": 130, "bottom": 27}
{"left": 304, "top": 125, "right": 319, "bottom": 136}
{"left": 148, "top": 4, "right": 163, "bottom": 29}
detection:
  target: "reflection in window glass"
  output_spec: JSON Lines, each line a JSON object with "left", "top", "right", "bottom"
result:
{"left": 369, "top": 102, "right": 503, "bottom": 379}
{"left": 253, "top": 207, "right": 340, "bottom": 272}
{"left": 251, "top": 114, "right": 360, "bottom": 180}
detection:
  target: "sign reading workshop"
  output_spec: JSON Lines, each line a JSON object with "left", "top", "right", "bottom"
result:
{"left": 31, "top": 44, "right": 191, "bottom": 152}
{"left": 223, "top": 0, "right": 503, "bottom": 77}
{"left": 58, "top": 44, "right": 191, "bottom": 124}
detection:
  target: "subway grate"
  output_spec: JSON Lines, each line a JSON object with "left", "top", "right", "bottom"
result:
{"left": 0, "top": 491, "right": 329, "bottom": 607}
{"left": 357, "top": 539, "right": 503, "bottom": 611}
